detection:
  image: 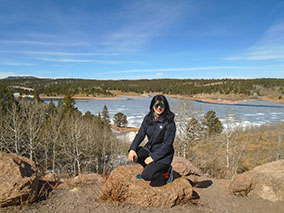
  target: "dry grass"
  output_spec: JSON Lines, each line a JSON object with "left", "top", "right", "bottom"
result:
{"left": 184, "top": 122, "right": 284, "bottom": 179}
{"left": 99, "top": 176, "right": 127, "bottom": 204}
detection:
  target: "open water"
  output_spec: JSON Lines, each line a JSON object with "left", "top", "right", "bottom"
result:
{"left": 43, "top": 96, "right": 284, "bottom": 129}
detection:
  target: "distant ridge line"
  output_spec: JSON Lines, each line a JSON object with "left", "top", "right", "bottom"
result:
{"left": 4, "top": 76, "right": 38, "bottom": 80}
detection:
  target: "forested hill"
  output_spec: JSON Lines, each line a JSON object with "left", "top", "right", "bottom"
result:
{"left": 1, "top": 77, "right": 284, "bottom": 99}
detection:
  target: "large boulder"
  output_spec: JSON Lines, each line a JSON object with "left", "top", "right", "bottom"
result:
{"left": 172, "top": 157, "right": 204, "bottom": 176}
{"left": 101, "top": 164, "right": 193, "bottom": 207}
{"left": 230, "top": 160, "right": 284, "bottom": 202}
{"left": 0, "top": 152, "right": 39, "bottom": 207}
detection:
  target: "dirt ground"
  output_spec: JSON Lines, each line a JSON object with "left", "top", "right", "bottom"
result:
{"left": 1, "top": 175, "right": 284, "bottom": 213}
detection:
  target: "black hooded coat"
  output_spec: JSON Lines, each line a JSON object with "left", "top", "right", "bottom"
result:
{"left": 129, "top": 113, "right": 176, "bottom": 165}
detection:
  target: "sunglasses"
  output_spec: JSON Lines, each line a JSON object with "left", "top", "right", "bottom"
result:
{"left": 155, "top": 103, "right": 165, "bottom": 109}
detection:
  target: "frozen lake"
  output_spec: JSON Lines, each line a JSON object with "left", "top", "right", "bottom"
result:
{"left": 43, "top": 96, "right": 284, "bottom": 129}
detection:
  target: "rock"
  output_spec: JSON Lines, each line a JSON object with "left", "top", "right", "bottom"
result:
{"left": 101, "top": 164, "right": 193, "bottom": 207}
{"left": 172, "top": 157, "right": 204, "bottom": 176}
{"left": 229, "top": 172, "right": 253, "bottom": 196}
{"left": 230, "top": 160, "right": 284, "bottom": 202}
{"left": 0, "top": 152, "right": 39, "bottom": 207}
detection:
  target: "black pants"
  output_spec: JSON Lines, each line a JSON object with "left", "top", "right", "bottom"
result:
{"left": 136, "top": 146, "right": 169, "bottom": 181}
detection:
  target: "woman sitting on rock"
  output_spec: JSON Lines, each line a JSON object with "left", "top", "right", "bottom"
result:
{"left": 128, "top": 94, "right": 176, "bottom": 184}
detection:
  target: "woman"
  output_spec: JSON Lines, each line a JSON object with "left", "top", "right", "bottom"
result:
{"left": 128, "top": 95, "right": 176, "bottom": 184}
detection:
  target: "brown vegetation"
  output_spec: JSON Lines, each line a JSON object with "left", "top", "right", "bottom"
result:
{"left": 175, "top": 122, "right": 284, "bottom": 179}
{"left": 110, "top": 124, "right": 139, "bottom": 133}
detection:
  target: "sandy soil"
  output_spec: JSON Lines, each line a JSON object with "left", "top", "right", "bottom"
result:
{"left": 1, "top": 175, "right": 284, "bottom": 213}
{"left": 166, "top": 95, "right": 242, "bottom": 104}
{"left": 261, "top": 96, "right": 284, "bottom": 103}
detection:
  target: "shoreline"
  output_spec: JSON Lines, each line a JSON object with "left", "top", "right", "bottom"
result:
{"left": 166, "top": 94, "right": 284, "bottom": 104}
{"left": 165, "top": 94, "right": 242, "bottom": 105}
{"left": 39, "top": 95, "right": 126, "bottom": 100}
{"left": 39, "top": 94, "right": 284, "bottom": 105}
{"left": 261, "top": 97, "right": 284, "bottom": 103}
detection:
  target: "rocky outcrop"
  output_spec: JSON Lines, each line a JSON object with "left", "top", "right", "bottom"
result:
{"left": 230, "top": 160, "right": 284, "bottom": 202}
{"left": 172, "top": 157, "right": 204, "bottom": 176}
{"left": 0, "top": 152, "right": 39, "bottom": 207}
{"left": 101, "top": 164, "right": 193, "bottom": 207}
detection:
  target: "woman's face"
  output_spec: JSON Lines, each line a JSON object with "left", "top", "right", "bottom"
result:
{"left": 153, "top": 101, "right": 165, "bottom": 116}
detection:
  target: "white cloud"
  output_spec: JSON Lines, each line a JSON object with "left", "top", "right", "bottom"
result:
{"left": 0, "top": 40, "right": 85, "bottom": 47}
{"left": 0, "top": 62, "right": 35, "bottom": 66}
{"left": 224, "top": 57, "right": 244, "bottom": 61}
{"left": 0, "top": 50, "right": 118, "bottom": 56}
{"left": 156, "top": 72, "right": 163, "bottom": 76}
{"left": 38, "top": 58, "right": 106, "bottom": 63}
{"left": 227, "top": 21, "right": 284, "bottom": 61}
{"left": 37, "top": 57, "right": 142, "bottom": 65}
{"left": 0, "top": 72, "right": 16, "bottom": 79}
{"left": 99, "top": 74, "right": 167, "bottom": 80}
{"left": 100, "top": 66, "right": 257, "bottom": 74}
{"left": 100, "top": 0, "right": 187, "bottom": 52}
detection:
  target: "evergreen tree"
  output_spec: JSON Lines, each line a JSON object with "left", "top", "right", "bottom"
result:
{"left": 0, "top": 84, "right": 15, "bottom": 114}
{"left": 113, "top": 112, "right": 128, "bottom": 127}
{"left": 63, "top": 94, "right": 77, "bottom": 113}
{"left": 47, "top": 99, "right": 56, "bottom": 116}
{"left": 57, "top": 99, "right": 63, "bottom": 112}
{"left": 84, "top": 111, "right": 93, "bottom": 120}
{"left": 102, "top": 105, "right": 110, "bottom": 124}
{"left": 33, "top": 89, "right": 43, "bottom": 104}
{"left": 202, "top": 110, "right": 223, "bottom": 137}
{"left": 185, "top": 117, "right": 204, "bottom": 141}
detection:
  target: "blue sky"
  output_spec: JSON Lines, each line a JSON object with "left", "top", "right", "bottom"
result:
{"left": 0, "top": 0, "right": 284, "bottom": 80}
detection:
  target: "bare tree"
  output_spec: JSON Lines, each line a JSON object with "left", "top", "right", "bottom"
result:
{"left": 174, "top": 100, "right": 204, "bottom": 158}
{"left": 276, "top": 122, "right": 284, "bottom": 160}
{"left": 5, "top": 103, "right": 26, "bottom": 154}
{"left": 174, "top": 100, "right": 194, "bottom": 157}
{"left": 82, "top": 119, "right": 100, "bottom": 172}
{"left": 221, "top": 114, "right": 248, "bottom": 176}
{"left": 21, "top": 100, "right": 47, "bottom": 162}
{"left": 42, "top": 108, "right": 64, "bottom": 172}
{"left": 62, "top": 112, "right": 86, "bottom": 175}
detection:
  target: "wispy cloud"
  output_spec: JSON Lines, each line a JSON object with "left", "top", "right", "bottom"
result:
{"left": 100, "top": 0, "right": 188, "bottom": 51}
{"left": 226, "top": 21, "right": 284, "bottom": 61}
{"left": 0, "top": 40, "right": 85, "bottom": 47}
{"left": 0, "top": 50, "right": 118, "bottom": 56}
{"left": 99, "top": 66, "right": 257, "bottom": 74}
{"left": 37, "top": 57, "right": 142, "bottom": 65}
{"left": 38, "top": 58, "right": 96, "bottom": 63}
{"left": 245, "top": 22, "right": 284, "bottom": 60}
{"left": 0, "top": 72, "right": 16, "bottom": 79}
{"left": 101, "top": 74, "right": 167, "bottom": 80}
{"left": 224, "top": 57, "right": 243, "bottom": 61}
{"left": 0, "top": 61, "right": 35, "bottom": 66}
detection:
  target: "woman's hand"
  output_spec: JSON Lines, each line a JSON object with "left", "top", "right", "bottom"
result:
{"left": 128, "top": 150, "right": 138, "bottom": 162}
{"left": 144, "top": 156, "right": 153, "bottom": 165}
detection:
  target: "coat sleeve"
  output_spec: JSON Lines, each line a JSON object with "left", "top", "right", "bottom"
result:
{"left": 128, "top": 117, "right": 147, "bottom": 152}
{"left": 149, "top": 121, "right": 176, "bottom": 162}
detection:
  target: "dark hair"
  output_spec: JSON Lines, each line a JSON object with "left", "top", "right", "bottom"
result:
{"left": 145, "top": 95, "right": 175, "bottom": 124}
